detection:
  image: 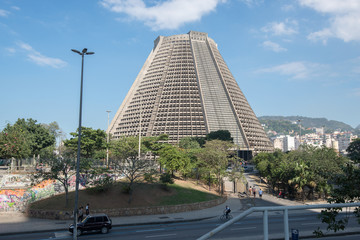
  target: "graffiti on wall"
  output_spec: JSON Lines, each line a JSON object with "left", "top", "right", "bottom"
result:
{"left": 0, "top": 172, "right": 113, "bottom": 212}
{"left": 0, "top": 174, "right": 89, "bottom": 212}
{"left": 0, "top": 178, "right": 63, "bottom": 212}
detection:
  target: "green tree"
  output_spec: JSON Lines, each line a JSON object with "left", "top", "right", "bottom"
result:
{"left": 33, "top": 146, "right": 92, "bottom": 207}
{"left": 347, "top": 138, "right": 360, "bottom": 163}
{"left": 0, "top": 118, "right": 55, "bottom": 167}
{"left": 35, "top": 156, "right": 75, "bottom": 206}
{"left": 0, "top": 123, "right": 31, "bottom": 160}
{"left": 179, "top": 137, "right": 202, "bottom": 180}
{"left": 15, "top": 118, "right": 55, "bottom": 157}
{"left": 142, "top": 134, "right": 168, "bottom": 159}
{"left": 111, "top": 136, "right": 154, "bottom": 203}
{"left": 289, "top": 161, "right": 313, "bottom": 201}
{"left": 206, "top": 130, "right": 233, "bottom": 142}
{"left": 158, "top": 144, "right": 191, "bottom": 176}
{"left": 253, "top": 150, "right": 289, "bottom": 193}
{"left": 315, "top": 163, "right": 360, "bottom": 236}
{"left": 254, "top": 146, "right": 346, "bottom": 200}
{"left": 43, "top": 121, "right": 61, "bottom": 139}
{"left": 179, "top": 137, "right": 201, "bottom": 149}
{"left": 64, "top": 127, "right": 106, "bottom": 159}
{"left": 196, "top": 140, "right": 234, "bottom": 193}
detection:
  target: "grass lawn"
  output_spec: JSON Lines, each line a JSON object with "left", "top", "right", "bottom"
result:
{"left": 160, "top": 184, "right": 219, "bottom": 205}
{"left": 29, "top": 179, "right": 220, "bottom": 211}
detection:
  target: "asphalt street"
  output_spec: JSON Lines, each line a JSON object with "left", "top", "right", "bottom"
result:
{"left": 1, "top": 211, "right": 359, "bottom": 240}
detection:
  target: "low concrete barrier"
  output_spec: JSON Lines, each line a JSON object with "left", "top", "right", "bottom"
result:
{"left": 26, "top": 197, "right": 226, "bottom": 220}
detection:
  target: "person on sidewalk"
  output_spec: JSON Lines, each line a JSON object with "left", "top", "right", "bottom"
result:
{"left": 253, "top": 187, "right": 256, "bottom": 198}
{"left": 249, "top": 186, "right": 252, "bottom": 195}
{"left": 78, "top": 206, "right": 84, "bottom": 222}
{"left": 259, "top": 188, "right": 263, "bottom": 198}
{"left": 86, "top": 203, "right": 90, "bottom": 216}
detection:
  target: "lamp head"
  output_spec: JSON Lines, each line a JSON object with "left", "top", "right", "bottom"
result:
{"left": 82, "top": 48, "right": 88, "bottom": 54}
{"left": 71, "top": 49, "right": 81, "bottom": 55}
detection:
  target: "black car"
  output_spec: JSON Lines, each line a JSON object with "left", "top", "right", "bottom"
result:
{"left": 69, "top": 213, "right": 112, "bottom": 236}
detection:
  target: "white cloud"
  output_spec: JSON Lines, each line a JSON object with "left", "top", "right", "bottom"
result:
{"left": 0, "top": 9, "right": 10, "bottom": 17}
{"left": 257, "top": 61, "right": 326, "bottom": 79}
{"left": 262, "top": 41, "right": 287, "bottom": 52}
{"left": 281, "top": 4, "right": 295, "bottom": 11}
{"left": 100, "top": 0, "right": 226, "bottom": 30}
{"left": 11, "top": 6, "right": 20, "bottom": 11}
{"left": 5, "top": 47, "right": 16, "bottom": 54}
{"left": 299, "top": 0, "right": 360, "bottom": 42}
{"left": 17, "top": 42, "right": 67, "bottom": 68}
{"left": 18, "top": 42, "right": 33, "bottom": 51}
{"left": 261, "top": 20, "right": 298, "bottom": 36}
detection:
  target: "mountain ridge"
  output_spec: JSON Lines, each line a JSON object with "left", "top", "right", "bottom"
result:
{"left": 259, "top": 116, "right": 359, "bottom": 134}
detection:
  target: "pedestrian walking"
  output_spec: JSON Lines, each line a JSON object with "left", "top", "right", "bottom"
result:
{"left": 253, "top": 187, "right": 256, "bottom": 198}
{"left": 78, "top": 206, "right": 84, "bottom": 222}
{"left": 249, "top": 186, "right": 252, "bottom": 195}
{"left": 86, "top": 203, "right": 90, "bottom": 215}
{"left": 259, "top": 188, "right": 263, "bottom": 198}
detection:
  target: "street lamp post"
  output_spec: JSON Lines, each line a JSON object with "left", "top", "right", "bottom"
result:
{"left": 138, "top": 91, "right": 142, "bottom": 160}
{"left": 298, "top": 119, "right": 302, "bottom": 145}
{"left": 106, "top": 110, "right": 111, "bottom": 168}
{"left": 71, "top": 48, "right": 94, "bottom": 240}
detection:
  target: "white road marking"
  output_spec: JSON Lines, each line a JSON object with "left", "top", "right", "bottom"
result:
{"left": 146, "top": 233, "right": 177, "bottom": 238}
{"left": 231, "top": 227, "right": 257, "bottom": 231}
{"left": 137, "top": 228, "right": 165, "bottom": 233}
{"left": 54, "top": 232, "right": 71, "bottom": 238}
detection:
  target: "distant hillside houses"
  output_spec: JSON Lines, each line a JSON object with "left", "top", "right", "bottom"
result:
{"left": 270, "top": 130, "right": 358, "bottom": 155}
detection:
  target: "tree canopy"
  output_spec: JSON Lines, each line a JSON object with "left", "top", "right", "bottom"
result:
{"left": 0, "top": 118, "right": 56, "bottom": 159}
{"left": 253, "top": 145, "right": 347, "bottom": 200}
{"left": 111, "top": 136, "right": 153, "bottom": 203}
{"left": 206, "top": 130, "right": 233, "bottom": 142}
{"left": 159, "top": 144, "right": 191, "bottom": 175}
{"left": 346, "top": 138, "right": 360, "bottom": 163}
{"left": 64, "top": 127, "right": 106, "bottom": 159}
{"left": 196, "top": 140, "right": 234, "bottom": 192}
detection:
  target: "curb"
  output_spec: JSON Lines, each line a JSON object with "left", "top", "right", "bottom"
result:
{"left": 0, "top": 215, "right": 217, "bottom": 236}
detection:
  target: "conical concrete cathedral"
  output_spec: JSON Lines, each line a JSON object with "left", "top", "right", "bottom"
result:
{"left": 108, "top": 31, "right": 273, "bottom": 154}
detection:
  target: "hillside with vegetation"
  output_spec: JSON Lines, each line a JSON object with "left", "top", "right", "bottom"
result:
{"left": 259, "top": 116, "right": 359, "bottom": 136}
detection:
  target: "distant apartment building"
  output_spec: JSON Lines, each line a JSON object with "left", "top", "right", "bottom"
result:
{"left": 284, "top": 135, "right": 296, "bottom": 151}
{"left": 271, "top": 129, "right": 357, "bottom": 154}
{"left": 273, "top": 137, "right": 284, "bottom": 151}
{"left": 315, "top": 127, "right": 325, "bottom": 135}
{"left": 272, "top": 135, "right": 300, "bottom": 152}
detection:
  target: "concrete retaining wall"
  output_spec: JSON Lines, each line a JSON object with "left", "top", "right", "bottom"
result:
{"left": 26, "top": 197, "right": 226, "bottom": 220}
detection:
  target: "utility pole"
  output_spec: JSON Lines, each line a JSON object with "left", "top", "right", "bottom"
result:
{"left": 71, "top": 48, "right": 94, "bottom": 240}
{"left": 138, "top": 91, "right": 142, "bottom": 160}
{"left": 106, "top": 110, "right": 111, "bottom": 168}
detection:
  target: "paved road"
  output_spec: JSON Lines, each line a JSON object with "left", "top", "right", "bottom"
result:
{"left": 2, "top": 211, "right": 358, "bottom": 240}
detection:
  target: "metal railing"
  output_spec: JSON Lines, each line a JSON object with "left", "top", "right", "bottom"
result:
{"left": 197, "top": 202, "right": 360, "bottom": 240}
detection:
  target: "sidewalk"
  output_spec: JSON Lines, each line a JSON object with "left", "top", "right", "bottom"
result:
{"left": 0, "top": 195, "right": 242, "bottom": 236}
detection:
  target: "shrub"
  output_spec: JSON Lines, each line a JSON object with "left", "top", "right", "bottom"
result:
{"left": 160, "top": 173, "right": 174, "bottom": 184}
{"left": 121, "top": 185, "right": 131, "bottom": 194}
{"left": 144, "top": 169, "right": 158, "bottom": 183}
{"left": 86, "top": 175, "right": 113, "bottom": 194}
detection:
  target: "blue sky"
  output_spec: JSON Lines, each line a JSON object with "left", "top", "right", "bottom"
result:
{"left": 1, "top": 0, "right": 359, "bottom": 138}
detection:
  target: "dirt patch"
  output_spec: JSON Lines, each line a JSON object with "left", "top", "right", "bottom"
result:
{"left": 29, "top": 180, "right": 220, "bottom": 212}
{"left": 173, "top": 179, "right": 218, "bottom": 195}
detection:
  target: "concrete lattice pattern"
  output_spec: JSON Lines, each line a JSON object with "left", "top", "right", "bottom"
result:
{"left": 108, "top": 31, "right": 273, "bottom": 153}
